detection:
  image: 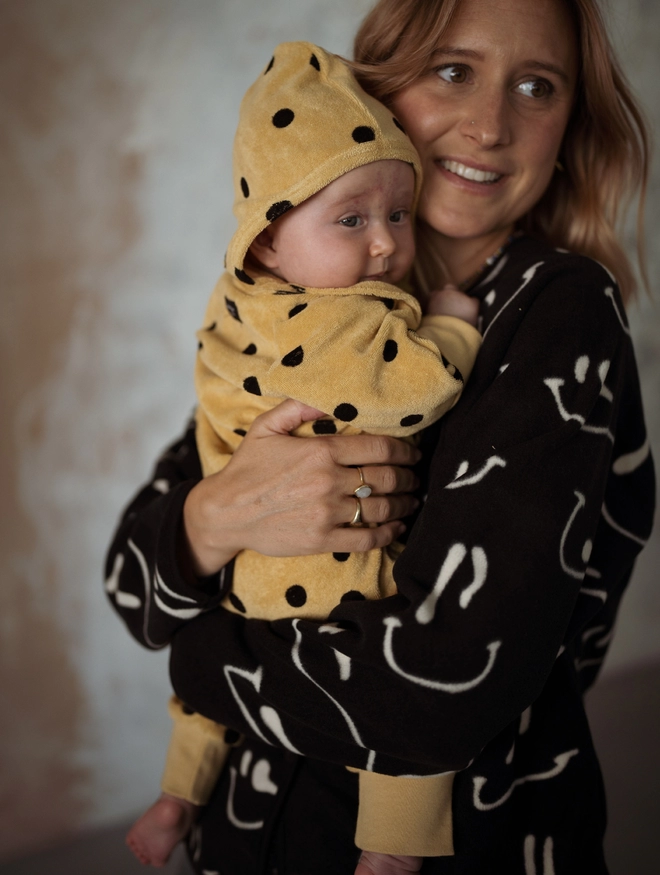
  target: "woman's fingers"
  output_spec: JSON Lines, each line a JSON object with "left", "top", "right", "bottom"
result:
{"left": 342, "top": 464, "right": 419, "bottom": 497}
{"left": 248, "top": 398, "right": 325, "bottom": 437}
{"left": 327, "top": 432, "right": 422, "bottom": 468}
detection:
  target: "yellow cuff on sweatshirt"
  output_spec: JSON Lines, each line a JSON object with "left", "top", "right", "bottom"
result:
{"left": 161, "top": 696, "right": 233, "bottom": 805}
{"left": 355, "top": 769, "right": 455, "bottom": 857}
{"left": 416, "top": 315, "right": 482, "bottom": 385}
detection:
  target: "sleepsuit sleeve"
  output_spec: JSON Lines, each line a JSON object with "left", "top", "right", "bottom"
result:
{"left": 104, "top": 419, "right": 230, "bottom": 649}
{"left": 168, "top": 256, "right": 654, "bottom": 776}
{"left": 260, "top": 292, "right": 481, "bottom": 435}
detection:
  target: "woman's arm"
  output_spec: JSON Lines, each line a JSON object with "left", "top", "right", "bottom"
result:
{"left": 105, "top": 401, "right": 421, "bottom": 645}
{"left": 169, "top": 255, "right": 655, "bottom": 775}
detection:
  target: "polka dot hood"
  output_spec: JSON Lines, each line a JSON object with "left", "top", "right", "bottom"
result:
{"left": 227, "top": 41, "right": 422, "bottom": 281}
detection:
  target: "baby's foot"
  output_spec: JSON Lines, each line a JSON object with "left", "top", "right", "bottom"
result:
{"left": 126, "top": 794, "right": 198, "bottom": 867}
{"left": 355, "top": 851, "right": 423, "bottom": 875}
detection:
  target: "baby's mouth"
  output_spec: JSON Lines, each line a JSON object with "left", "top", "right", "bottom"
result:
{"left": 440, "top": 159, "right": 503, "bottom": 184}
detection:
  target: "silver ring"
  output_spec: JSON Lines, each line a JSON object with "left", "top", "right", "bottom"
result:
{"left": 349, "top": 497, "right": 363, "bottom": 527}
{"left": 353, "top": 466, "right": 372, "bottom": 499}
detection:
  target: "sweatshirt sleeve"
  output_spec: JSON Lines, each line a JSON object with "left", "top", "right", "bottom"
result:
{"left": 169, "top": 258, "right": 654, "bottom": 776}
{"left": 104, "top": 419, "right": 230, "bottom": 649}
{"left": 261, "top": 292, "right": 481, "bottom": 435}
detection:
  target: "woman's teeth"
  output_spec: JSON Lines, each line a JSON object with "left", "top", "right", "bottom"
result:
{"left": 441, "top": 160, "right": 502, "bottom": 183}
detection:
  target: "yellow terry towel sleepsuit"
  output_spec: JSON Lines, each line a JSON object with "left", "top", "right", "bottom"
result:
{"left": 163, "top": 42, "right": 482, "bottom": 857}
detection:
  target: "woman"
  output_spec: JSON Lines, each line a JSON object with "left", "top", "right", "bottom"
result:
{"left": 106, "top": 0, "right": 655, "bottom": 872}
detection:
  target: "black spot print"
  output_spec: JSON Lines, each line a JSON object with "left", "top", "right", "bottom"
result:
{"left": 383, "top": 339, "right": 398, "bottom": 362}
{"left": 313, "top": 420, "right": 337, "bottom": 435}
{"left": 290, "top": 284, "right": 306, "bottom": 292}
{"left": 274, "top": 289, "right": 304, "bottom": 295}
{"left": 400, "top": 414, "right": 423, "bottom": 427}
{"left": 441, "top": 354, "right": 464, "bottom": 382}
{"left": 265, "top": 56, "right": 274, "bottom": 74}
{"left": 352, "top": 126, "right": 376, "bottom": 143}
{"left": 334, "top": 403, "right": 358, "bottom": 422}
{"left": 225, "top": 296, "right": 241, "bottom": 322}
{"left": 382, "top": 298, "right": 395, "bottom": 310}
{"left": 273, "top": 108, "right": 294, "bottom": 128}
{"left": 266, "top": 200, "right": 294, "bottom": 222}
{"left": 229, "top": 592, "right": 247, "bottom": 613}
{"left": 204, "top": 321, "right": 217, "bottom": 331}
{"left": 288, "top": 303, "right": 307, "bottom": 318}
{"left": 234, "top": 428, "right": 247, "bottom": 436}
{"left": 197, "top": 341, "right": 203, "bottom": 350}
{"left": 282, "top": 346, "right": 304, "bottom": 367}
{"left": 333, "top": 552, "right": 350, "bottom": 562}
{"left": 242, "top": 343, "right": 257, "bottom": 355}
{"left": 286, "top": 585, "right": 307, "bottom": 608}
{"left": 182, "top": 704, "right": 196, "bottom": 715}
{"left": 224, "top": 728, "right": 241, "bottom": 744}
{"left": 235, "top": 267, "right": 255, "bottom": 285}
{"left": 240, "top": 177, "right": 250, "bottom": 198}
{"left": 243, "top": 376, "right": 261, "bottom": 395}
{"left": 341, "top": 590, "right": 366, "bottom": 601}
{"left": 310, "top": 53, "right": 320, "bottom": 70}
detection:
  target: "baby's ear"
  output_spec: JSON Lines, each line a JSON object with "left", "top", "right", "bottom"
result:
{"left": 249, "top": 228, "right": 279, "bottom": 270}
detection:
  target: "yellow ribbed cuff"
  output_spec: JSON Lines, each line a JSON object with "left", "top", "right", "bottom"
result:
{"left": 355, "top": 770, "right": 455, "bottom": 857}
{"left": 160, "top": 696, "right": 232, "bottom": 805}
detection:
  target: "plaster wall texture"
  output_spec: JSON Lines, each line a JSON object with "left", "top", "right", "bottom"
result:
{"left": 0, "top": 0, "right": 657, "bottom": 862}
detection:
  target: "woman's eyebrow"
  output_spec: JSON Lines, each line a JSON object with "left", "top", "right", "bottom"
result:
{"left": 431, "top": 46, "right": 483, "bottom": 61}
{"left": 523, "top": 61, "right": 570, "bottom": 83}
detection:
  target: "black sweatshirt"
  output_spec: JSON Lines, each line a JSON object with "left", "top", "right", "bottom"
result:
{"left": 105, "top": 236, "right": 655, "bottom": 874}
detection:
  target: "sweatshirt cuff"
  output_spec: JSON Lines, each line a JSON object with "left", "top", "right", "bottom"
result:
{"left": 153, "top": 480, "right": 232, "bottom": 607}
{"left": 417, "top": 315, "right": 482, "bottom": 384}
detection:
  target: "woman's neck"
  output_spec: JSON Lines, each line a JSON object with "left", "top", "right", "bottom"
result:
{"left": 416, "top": 221, "right": 515, "bottom": 290}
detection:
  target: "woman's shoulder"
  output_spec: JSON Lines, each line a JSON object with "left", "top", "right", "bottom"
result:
{"left": 495, "top": 235, "right": 620, "bottom": 296}
{"left": 475, "top": 235, "right": 628, "bottom": 342}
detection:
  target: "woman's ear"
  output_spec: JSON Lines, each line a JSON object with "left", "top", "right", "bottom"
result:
{"left": 249, "top": 227, "right": 280, "bottom": 270}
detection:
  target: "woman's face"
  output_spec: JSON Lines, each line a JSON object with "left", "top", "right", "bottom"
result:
{"left": 391, "top": 0, "right": 578, "bottom": 248}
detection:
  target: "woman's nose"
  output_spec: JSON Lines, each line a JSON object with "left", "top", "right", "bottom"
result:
{"left": 459, "top": 88, "right": 512, "bottom": 149}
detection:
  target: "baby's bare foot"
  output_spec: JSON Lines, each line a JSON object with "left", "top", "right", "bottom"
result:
{"left": 355, "top": 851, "right": 423, "bottom": 875}
{"left": 126, "top": 794, "right": 198, "bottom": 867}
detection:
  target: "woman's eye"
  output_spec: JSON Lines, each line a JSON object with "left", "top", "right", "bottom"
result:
{"left": 516, "top": 78, "right": 553, "bottom": 99}
{"left": 437, "top": 64, "right": 469, "bottom": 84}
{"left": 339, "top": 216, "right": 361, "bottom": 227}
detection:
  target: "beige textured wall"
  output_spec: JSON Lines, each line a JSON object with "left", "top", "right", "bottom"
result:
{"left": 0, "top": 0, "right": 657, "bottom": 862}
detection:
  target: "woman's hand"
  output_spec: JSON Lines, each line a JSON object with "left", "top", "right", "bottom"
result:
{"left": 181, "top": 400, "right": 421, "bottom": 576}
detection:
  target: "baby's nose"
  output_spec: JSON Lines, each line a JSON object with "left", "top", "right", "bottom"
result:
{"left": 369, "top": 227, "right": 396, "bottom": 258}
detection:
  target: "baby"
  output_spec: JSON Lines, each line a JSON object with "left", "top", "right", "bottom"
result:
{"left": 127, "top": 42, "right": 480, "bottom": 875}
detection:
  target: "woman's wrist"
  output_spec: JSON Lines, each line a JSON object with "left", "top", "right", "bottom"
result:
{"left": 181, "top": 472, "right": 243, "bottom": 578}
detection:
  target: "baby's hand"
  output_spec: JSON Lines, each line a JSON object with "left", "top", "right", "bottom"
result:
{"left": 355, "top": 850, "right": 423, "bottom": 875}
{"left": 426, "top": 283, "right": 479, "bottom": 327}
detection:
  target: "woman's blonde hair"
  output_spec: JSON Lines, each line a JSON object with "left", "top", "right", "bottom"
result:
{"left": 351, "top": 0, "right": 650, "bottom": 303}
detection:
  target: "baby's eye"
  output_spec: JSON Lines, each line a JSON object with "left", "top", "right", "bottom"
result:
{"left": 339, "top": 216, "right": 361, "bottom": 227}
{"left": 436, "top": 64, "right": 470, "bottom": 84}
{"left": 389, "top": 210, "right": 408, "bottom": 223}
{"left": 516, "top": 78, "right": 554, "bottom": 99}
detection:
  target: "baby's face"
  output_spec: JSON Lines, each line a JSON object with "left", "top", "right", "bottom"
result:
{"left": 257, "top": 160, "right": 416, "bottom": 288}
